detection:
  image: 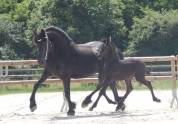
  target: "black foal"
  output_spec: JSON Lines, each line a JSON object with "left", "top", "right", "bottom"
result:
{"left": 84, "top": 39, "right": 161, "bottom": 111}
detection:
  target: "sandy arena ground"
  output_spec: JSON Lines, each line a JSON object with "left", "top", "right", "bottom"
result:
{"left": 0, "top": 90, "right": 178, "bottom": 124}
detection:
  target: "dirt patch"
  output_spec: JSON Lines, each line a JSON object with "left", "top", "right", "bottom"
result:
{"left": 0, "top": 90, "right": 178, "bottom": 124}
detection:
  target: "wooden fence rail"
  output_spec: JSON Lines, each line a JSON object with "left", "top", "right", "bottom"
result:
{"left": 0, "top": 55, "right": 178, "bottom": 107}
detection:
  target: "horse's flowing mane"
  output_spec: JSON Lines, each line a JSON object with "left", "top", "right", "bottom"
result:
{"left": 45, "top": 26, "right": 73, "bottom": 42}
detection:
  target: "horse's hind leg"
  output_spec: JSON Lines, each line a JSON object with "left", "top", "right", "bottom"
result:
{"left": 140, "top": 79, "right": 161, "bottom": 102}
{"left": 30, "top": 69, "right": 49, "bottom": 112}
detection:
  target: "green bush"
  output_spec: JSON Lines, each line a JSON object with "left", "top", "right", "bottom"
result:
{"left": 0, "top": 18, "right": 32, "bottom": 59}
{"left": 26, "top": 0, "right": 127, "bottom": 46}
{"left": 126, "top": 9, "right": 178, "bottom": 56}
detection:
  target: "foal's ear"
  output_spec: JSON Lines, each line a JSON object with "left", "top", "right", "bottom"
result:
{"left": 40, "top": 28, "right": 46, "bottom": 37}
{"left": 105, "top": 37, "right": 112, "bottom": 46}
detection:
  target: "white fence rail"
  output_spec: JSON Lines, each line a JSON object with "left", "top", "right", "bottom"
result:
{"left": 0, "top": 55, "right": 178, "bottom": 107}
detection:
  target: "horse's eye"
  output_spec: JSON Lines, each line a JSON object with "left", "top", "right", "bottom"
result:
{"left": 37, "top": 39, "right": 42, "bottom": 42}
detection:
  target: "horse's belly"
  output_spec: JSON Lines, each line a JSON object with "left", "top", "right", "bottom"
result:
{"left": 71, "top": 64, "right": 97, "bottom": 78}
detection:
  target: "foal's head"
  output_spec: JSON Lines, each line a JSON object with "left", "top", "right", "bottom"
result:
{"left": 101, "top": 37, "right": 121, "bottom": 61}
{"left": 33, "top": 28, "right": 52, "bottom": 65}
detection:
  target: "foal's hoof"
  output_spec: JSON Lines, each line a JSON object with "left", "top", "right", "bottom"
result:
{"left": 81, "top": 104, "right": 87, "bottom": 108}
{"left": 120, "top": 104, "right": 126, "bottom": 111}
{"left": 30, "top": 105, "right": 37, "bottom": 112}
{"left": 89, "top": 107, "right": 93, "bottom": 111}
{"left": 81, "top": 99, "right": 92, "bottom": 108}
{"left": 153, "top": 97, "right": 161, "bottom": 103}
{"left": 67, "top": 110, "right": 75, "bottom": 116}
{"left": 116, "top": 103, "right": 126, "bottom": 112}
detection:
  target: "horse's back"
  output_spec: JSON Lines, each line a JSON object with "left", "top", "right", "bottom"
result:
{"left": 67, "top": 41, "right": 106, "bottom": 78}
{"left": 74, "top": 41, "right": 105, "bottom": 57}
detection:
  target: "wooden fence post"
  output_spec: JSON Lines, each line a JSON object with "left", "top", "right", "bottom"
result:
{"left": 0, "top": 66, "right": 3, "bottom": 76}
{"left": 170, "top": 55, "right": 178, "bottom": 108}
{"left": 5, "top": 66, "right": 8, "bottom": 76}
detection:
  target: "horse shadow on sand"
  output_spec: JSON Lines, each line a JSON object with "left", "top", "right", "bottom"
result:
{"left": 50, "top": 110, "right": 153, "bottom": 121}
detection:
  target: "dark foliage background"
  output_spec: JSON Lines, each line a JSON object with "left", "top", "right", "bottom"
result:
{"left": 0, "top": 0, "right": 178, "bottom": 59}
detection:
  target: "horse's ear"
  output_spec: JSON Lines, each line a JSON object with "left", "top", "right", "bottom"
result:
{"left": 41, "top": 28, "right": 46, "bottom": 37}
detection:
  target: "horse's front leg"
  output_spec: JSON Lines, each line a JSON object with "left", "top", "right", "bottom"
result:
{"left": 62, "top": 78, "right": 76, "bottom": 116}
{"left": 30, "top": 69, "right": 49, "bottom": 112}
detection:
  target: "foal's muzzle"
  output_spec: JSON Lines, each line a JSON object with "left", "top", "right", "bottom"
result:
{"left": 38, "top": 57, "right": 46, "bottom": 65}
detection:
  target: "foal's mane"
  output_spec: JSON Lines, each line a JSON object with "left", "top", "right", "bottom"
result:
{"left": 103, "top": 40, "right": 122, "bottom": 63}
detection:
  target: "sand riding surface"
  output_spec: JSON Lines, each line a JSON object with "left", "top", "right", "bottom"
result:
{"left": 0, "top": 90, "right": 178, "bottom": 124}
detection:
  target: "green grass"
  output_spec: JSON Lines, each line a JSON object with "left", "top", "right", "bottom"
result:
{"left": 0, "top": 80, "right": 178, "bottom": 95}
{"left": 0, "top": 83, "right": 97, "bottom": 95}
{"left": 132, "top": 80, "right": 178, "bottom": 90}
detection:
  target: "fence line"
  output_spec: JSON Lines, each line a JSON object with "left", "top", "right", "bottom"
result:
{"left": 0, "top": 55, "right": 178, "bottom": 107}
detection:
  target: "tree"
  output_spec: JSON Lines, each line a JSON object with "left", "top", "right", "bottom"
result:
{"left": 26, "top": 0, "right": 127, "bottom": 49}
{"left": 126, "top": 9, "right": 178, "bottom": 56}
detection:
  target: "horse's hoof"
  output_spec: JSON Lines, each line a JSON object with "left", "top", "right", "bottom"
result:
{"left": 67, "top": 110, "right": 75, "bottom": 116}
{"left": 30, "top": 105, "right": 37, "bottom": 112}
{"left": 116, "top": 103, "right": 126, "bottom": 112}
{"left": 153, "top": 98, "right": 161, "bottom": 103}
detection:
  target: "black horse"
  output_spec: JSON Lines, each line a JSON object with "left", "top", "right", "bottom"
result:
{"left": 84, "top": 39, "right": 161, "bottom": 111}
{"left": 30, "top": 26, "right": 123, "bottom": 115}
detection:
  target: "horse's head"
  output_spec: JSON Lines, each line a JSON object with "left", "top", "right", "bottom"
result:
{"left": 33, "top": 28, "right": 52, "bottom": 65}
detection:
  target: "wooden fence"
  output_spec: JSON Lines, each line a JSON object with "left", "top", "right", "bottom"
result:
{"left": 0, "top": 55, "right": 178, "bottom": 107}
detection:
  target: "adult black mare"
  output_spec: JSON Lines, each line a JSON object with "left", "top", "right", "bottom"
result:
{"left": 84, "top": 39, "right": 161, "bottom": 111}
{"left": 30, "top": 26, "right": 123, "bottom": 115}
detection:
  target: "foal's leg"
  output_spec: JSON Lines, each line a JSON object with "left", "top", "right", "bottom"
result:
{"left": 30, "top": 69, "right": 50, "bottom": 112}
{"left": 82, "top": 82, "right": 117, "bottom": 107}
{"left": 107, "top": 82, "right": 125, "bottom": 104}
{"left": 62, "top": 78, "right": 76, "bottom": 116}
{"left": 102, "top": 82, "right": 118, "bottom": 104}
{"left": 89, "top": 83, "right": 109, "bottom": 111}
{"left": 140, "top": 79, "right": 161, "bottom": 102}
{"left": 116, "top": 79, "right": 133, "bottom": 111}
{"left": 82, "top": 83, "right": 102, "bottom": 108}
{"left": 82, "top": 70, "right": 106, "bottom": 108}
